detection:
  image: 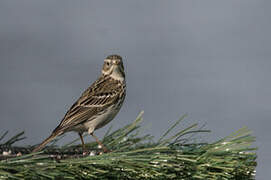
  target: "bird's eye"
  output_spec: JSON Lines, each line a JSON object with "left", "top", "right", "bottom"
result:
{"left": 106, "top": 62, "right": 110, "bottom": 66}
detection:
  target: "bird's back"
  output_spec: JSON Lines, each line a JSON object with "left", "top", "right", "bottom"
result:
{"left": 53, "top": 75, "right": 126, "bottom": 134}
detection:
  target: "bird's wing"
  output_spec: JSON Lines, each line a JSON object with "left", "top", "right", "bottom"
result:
{"left": 53, "top": 76, "right": 124, "bottom": 133}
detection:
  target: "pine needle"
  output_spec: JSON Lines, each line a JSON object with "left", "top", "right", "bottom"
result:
{"left": 0, "top": 112, "right": 257, "bottom": 179}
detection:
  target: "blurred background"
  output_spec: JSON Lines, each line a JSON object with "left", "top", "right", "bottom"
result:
{"left": 0, "top": 1, "right": 270, "bottom": 179}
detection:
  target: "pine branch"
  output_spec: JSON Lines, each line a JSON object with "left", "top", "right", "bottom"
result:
{"left": 0, "top": 112, "right": 257, "bottom": 179}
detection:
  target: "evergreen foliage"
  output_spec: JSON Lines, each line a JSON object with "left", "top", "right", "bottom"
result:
{"left": 0, "top": 112, "right": 257, "bottom": 179}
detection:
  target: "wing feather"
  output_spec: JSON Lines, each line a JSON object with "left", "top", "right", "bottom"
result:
{"left": 53, "top": 75, "right": 124, "bottom": 132}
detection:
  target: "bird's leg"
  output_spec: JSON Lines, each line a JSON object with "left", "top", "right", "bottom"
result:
{"left": 78, "top": 132, "right": 86, "bottom": 152}
{"left": 90, "top": 133, "right": 109, "bottom": 153}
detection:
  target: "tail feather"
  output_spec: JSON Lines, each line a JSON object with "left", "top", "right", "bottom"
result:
{"left": 32, "top": 132, "right": 62, "bottom": 152}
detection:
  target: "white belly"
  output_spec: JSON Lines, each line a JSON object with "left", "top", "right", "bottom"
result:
{"left": 83, "top": 105, "right": 120, "bottom": 134}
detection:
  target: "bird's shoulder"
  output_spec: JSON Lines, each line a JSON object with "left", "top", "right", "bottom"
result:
{"left": 81, "top": 75, "right": 125, "bottom": 100}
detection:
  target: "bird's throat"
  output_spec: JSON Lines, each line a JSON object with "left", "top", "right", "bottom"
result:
{"left": 109, "top": 68, "right": 125, "bottom": 82}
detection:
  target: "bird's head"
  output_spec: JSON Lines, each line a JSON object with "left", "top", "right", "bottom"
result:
{"left": 102, "top": 54, "right": 125, "bottom": 81}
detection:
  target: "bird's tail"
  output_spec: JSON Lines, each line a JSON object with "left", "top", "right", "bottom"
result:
{"left": 32, "top": 131, "right": 62, "bottom": 153}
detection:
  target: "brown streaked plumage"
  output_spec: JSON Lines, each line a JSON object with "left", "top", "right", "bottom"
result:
{"left": 33, "top": 54, "right": 126, "bottom": 153}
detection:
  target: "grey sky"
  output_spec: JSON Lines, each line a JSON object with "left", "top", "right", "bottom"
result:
{"left": 0, "top": 0, "right": 270, "bottom": 179}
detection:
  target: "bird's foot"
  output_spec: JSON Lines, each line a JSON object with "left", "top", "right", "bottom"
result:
{"left": 102, "top": 147, "right": 112, "bottom": 153}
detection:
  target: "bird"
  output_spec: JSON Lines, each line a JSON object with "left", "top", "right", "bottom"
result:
{"left": 32, "top": 54, "right": 126, "bottom": 153}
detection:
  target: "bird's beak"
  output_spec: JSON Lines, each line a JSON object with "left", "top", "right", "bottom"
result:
{"left": 113, "top": 60, "right": 121, "bottom": 65}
